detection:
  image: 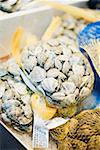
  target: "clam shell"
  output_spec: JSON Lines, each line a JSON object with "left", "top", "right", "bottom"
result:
{"left": 22, "top": 105, "right": 32, "bottom": 119}
{"left": 57, "top": 55, "right": 67, "bottom": 61}
{"left": 72, "top": 65, "right": 84, "bottom": 77}
{"left": 2, "top": 89, "right": 14, "bottom": 101}
{"left": 79, "top": 87, "right": 91, "bottom": 99}
{"left": 13, "top": 82, "right": 27, "bottom": 95}
{"left": 80, "top": 75, "right": 94, "bottom": 89}
{"left": 1, "top": 113, "right": 11, "bottom": 123}
{"left": 29, "top": 66, "right": 46, "bottom": 82}
{"left": 55, "top": 58, "right": 62, "bottom": 70}
{"left": 62, "top": 61, "right": 70, "bottom": 75}
{"left": 33, "top": 45, "right": 43, "bottom": 56}
{"left": 7, "top": 59, "right": 20, "bottom": 76}
{"left": 69, "top": 53, "right": 83, "bottom": 66}
{"left": 23, "top": 56, "right": 37, "bottom": 72}
{"left": 41, "top": 78, "right": 58, "bottom": 93}
{"left": 37, "top": 52, "right": 48, "bottom": 66}
{"left": 68, "top": 45, "right": 79, "bottom": 53}
{"left": 53, "top": 47, "right": 62, "bottom": 55}
{"left": 68, "top": 74, "right": 82, "bottom": 87}
{"left": 21, "top": 95, "right": 31, "bottom": 104}
{"left": 51, "top": 92, "right": 65, "bottom": 101}
{"left": 18, "top": 116, "right": 32, "bottom": 125}
{"left": 58, "top": 72, "right": 66, "bottom": 80}
{"left": 44, "top": 58, "right": 54, "bottom": 70}
{"left": 47, "top": 68, "right": 60, "bottom": 78}
{"left": 62, "top": 81, "right": 76, "bottom": 95}
{"left": 62, "top": 45, "right": 72, "bottom": 59}
{"left": 63, "top": 94, "right": 76, "bottom": 105}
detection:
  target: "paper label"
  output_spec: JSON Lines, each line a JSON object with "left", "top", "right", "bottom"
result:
{"left": 45, "top": 117, "right": 69, "bottom": 130}
{"left": 32, "top": 113, "right": 49, "bottom": 148}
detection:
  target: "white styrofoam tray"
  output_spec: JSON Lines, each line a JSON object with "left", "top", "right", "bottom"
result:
{"left": 0, "top": 1, "right": 87, "bottom": 150}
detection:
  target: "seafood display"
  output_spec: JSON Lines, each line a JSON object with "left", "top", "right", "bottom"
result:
{"left": 0, "top": 59, "right": 32, "bottom": 132}
{"left": 0, "top": 1, "right": 99, "bottom": 149}
{"left": 21, "top": 37, "right": 94, "bottom": 117}
{"left": 50, "top": 109, "right": 100, "bottom": 150}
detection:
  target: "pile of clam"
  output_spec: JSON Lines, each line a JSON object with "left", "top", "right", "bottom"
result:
{"left": 0, "top": 59, "right": 32, "bottom": 132}
{"left": 53, "top": 14, "right": 87, "bottom": 42}
{"left": 21, "top": 37, "right": 94, "bottom": 117}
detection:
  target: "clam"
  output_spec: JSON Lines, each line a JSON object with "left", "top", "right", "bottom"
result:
{"left": 41, "top": 78, "right": 58, "bottom": 93}
{"left": 22, "top": 105, "right": 32, "bottom": 119}
{"left": 72, "top": 65, "right": 85, "bottom": 77}
{"left": 53, "top": 46, "right": 62, "bottom": 55}
{"left": 57, "top": 55, "right": 67, "bottom": 61}
{"left": 2, "top": 89, "right": 14, "bottom": 101}
{"left": 18, "top": 116, "right": 32, "bottom": 125}
{"left": 58, "top": 72, "right": 66, "bottom": 81}
{"left": 62, "top": 45, "right": 72, "bottom": 59}
{"left": 74, "top": 88, "right": 79, "bottom": 98}
{"left": 51, "top": 93, "right": 76, "bottom": 108}
{"left": 63, "top": 94, "right": 76, "bottom": 105}
{"left": 23, "top": 56, "right": 37, "bottom": 72}
{"left": 68, "top": 45, "right": 79, "bottom": 53}
{"left": 7, "top": 59, "right": 20, "bottom": 76}
{"left": 47, "top": 68, "right": 60, "bottom": 78}
{"left": 79, "top": 87, "right": 91, "bottom": 99}
{"left": 1, "top": 113, "right": 11, "bottom": 123}
{"left": 68, "top": 71, "right": 74, "bottom": 77}
{"left": 69, "top": 53, "right": 83, "bottom": 66}
{"left": 21, "top": 49, "right": 29, "bottom": 62}
{"left": 33, "top": 45, "right": 43, "bottom": 56}
{"left": 81, "top": 75, "right": 94, "bottom": 89}
{"left": 13, "top": 82, "right": 27, "bottom": 95}
{"left": 51, "top": 92, "right": 65, "bottom": 101}
{"left": 44, "top": 58, "right": 55, "bottom": 70}
{"left": 68, "top": 74, "right": 82, "bottom": 87}
{"left": 62, "top": 81, "right": 76, "bottom": 95}
{"left": 46, "top": 50, "right": 56, "bottom": 60}
{"left": 62, "top": 61, "right": 70, "bottom": 75}
{"left": 55, "top": 58, "right": 62, "bottom": 71}
{"left": 37, "top": 52, "right": 48, "bottom": 66}
{"left": 29, "top": 66, "right": 46, "bottom": 82}
{"left": 21, "top": 95, "right": 31, "bottom": 104}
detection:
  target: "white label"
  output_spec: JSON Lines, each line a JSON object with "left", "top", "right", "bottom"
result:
{"left": 32, "top": 113, "right": 49, "bottom": 148}
{"left": 45, "top": 117, "right": 69, "bottom": 130}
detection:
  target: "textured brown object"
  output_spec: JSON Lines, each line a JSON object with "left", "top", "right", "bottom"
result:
{"left": 58, "top": 137, "right": 87, "bottom": 150}
{"left": 51, "top": 109, "right": 100, "bottom": 150}
{"left": 88, "top": 135, "right": 100, "bottom": 150}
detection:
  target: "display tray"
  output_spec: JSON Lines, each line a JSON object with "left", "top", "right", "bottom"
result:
{"left": 0, "top": 1, "right": 99, "bottom": 150}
